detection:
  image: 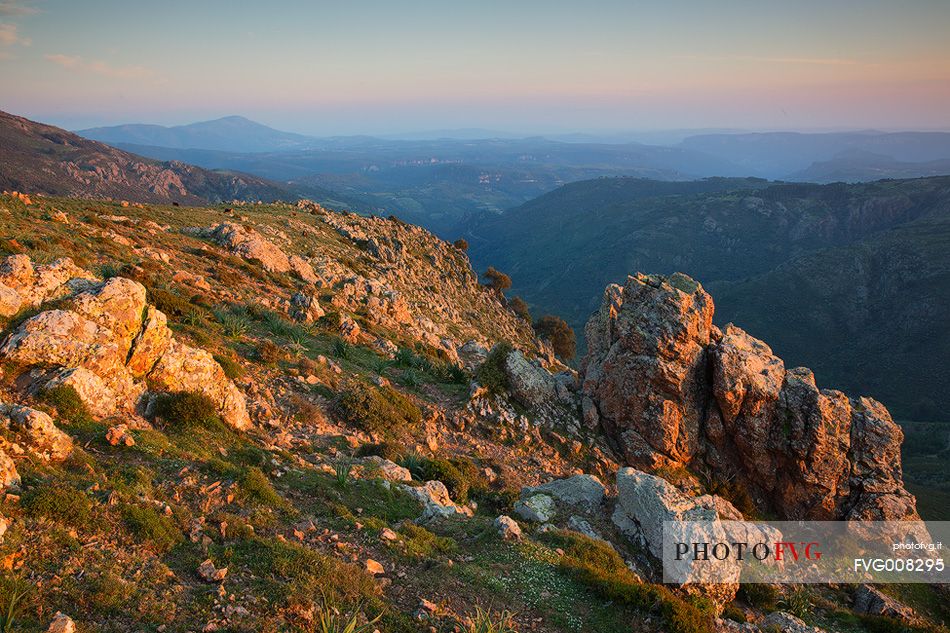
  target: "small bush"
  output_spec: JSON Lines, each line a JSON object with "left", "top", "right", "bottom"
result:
{"left": 213, "top": 353, "right": 245, "bottom": 379}
{"left": 533, "top": 315, "right": 576, "bottom": 361}
{"left": 406, "top": 457, "right": 482, "bottom": 503}
{"left": 39, "top": 385, "right": 93, "bottom": 426}
{"left": 475, "top": 342, "right": 512, "bottom": 394}
{"left": 22, "top": 483, "right": 93, "bottom": 527}
{"left": 240, "top": 467, "right": 286, "bottom": 508}
{"left": 334, "top": 382, "right": 421, "bottom": 438}
{"left": 738, "top": 584, "right": 778, "bottom": 609}
{"left": 257, "top": 339, "right": 284, "bottom": 364}
{"left": 152, "top": 391, "right": 219, "bottom": 428}
{"left": 508, "top": 296, "right": 531, "bottom": 322}
{"left": 397, "top": 523, "right": 458, "bottom": 560}
{"left": 452, "top": 238, "right": 469, "bottom": 251}
{"left": 121, "top": 504, "right": 182, "bottom": 552}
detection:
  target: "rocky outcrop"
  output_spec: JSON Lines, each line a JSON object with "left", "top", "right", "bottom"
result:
{"left": 0, "top": 403, "right": 73, "bottom": 462}
{"left": 582, "top": 272, "right": 918, "bottom": 521}
{"left": 401, "top": 480, "right": 473, "bottom": 521}
{"left": 0, "top": 255, "right": 96, "bottom": 315}
{"left": 0, "top": 257, "right": 250, "bottom": 430}
{"left": 149, "top": 340, "right": 251, "bottom": 430}
{"left": 195, "top": 222, "right": 317, "bottom": 282}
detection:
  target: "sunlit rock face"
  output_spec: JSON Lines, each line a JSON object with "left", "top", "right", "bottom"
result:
{"left": 582, "top": 272, "right": 919, "bottom": 521}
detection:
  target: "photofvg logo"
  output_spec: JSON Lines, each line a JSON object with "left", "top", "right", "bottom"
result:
{"left": 662, "top": 521, "right": 950, "bottom": 584}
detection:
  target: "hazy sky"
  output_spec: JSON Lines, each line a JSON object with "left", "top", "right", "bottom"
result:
{"left": 1, "top": 0, "right": 949, "bottom": 135}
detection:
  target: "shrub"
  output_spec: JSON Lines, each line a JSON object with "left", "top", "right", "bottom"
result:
{"left": 213, "top": 353, "right": 245, "bottom": 379}
{"left": 148, "top": 288, "right": 197, "bottom": 319}
{"left": 151, "top": 391, "right": 219, "bottom": 428}
{"left": 533, "top": 315, "right": 576, "bottom": 361}
{"left": 39, "top": 384, "right": 92, "bottom": 426}
{"left": 453, "top": 238, "right": 469, "bottom": 251}
{"left": 240, "top": 467, "right": 286, "bottom": 508}
{"left": 334, "top": 382, "right": 421, "bottom": 437}
{"left": 257, "top": 339, "right": 284, "bottom": 364}
{"left": 121, "top": 504, "right": 182, "bottom": 552}
{"left": 475, "top": 342, "right": 512, "bottom": 394}
{"left": 482, "top": 267, "right": 512, "bottom": 294}
{"left": 508, "top": 296, "right": 531, "bottom": 322}
{"left": 22, "top": 483, "right": 93, "bottom": 527}
{"left": 397, "top": 523, "right": 458, "bottom": 560}
{"left": 738, "top": 584, "right": 778, "bottom": 609}
{"left": 542, "top": 530, "right": 713, "bottom": 633}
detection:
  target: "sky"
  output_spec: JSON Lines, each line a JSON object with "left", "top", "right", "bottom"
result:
{"left": 0, "top": 0, "right": 949, "bottom": 136}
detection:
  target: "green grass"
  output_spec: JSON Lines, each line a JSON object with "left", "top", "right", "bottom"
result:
{"left": 396, "top": 523, "right": 459, "bottom": 561}
{"left": 121, "top": 504, "right": 183, "bottom": 552}
{"left": 22, "top": 482, "right": 93, "bottom": 527}
{"left": 541, "top": 530, "right": 714, "bottom": 633}
{"left": 334, "top": 381, "right": 422, "bottom": 438}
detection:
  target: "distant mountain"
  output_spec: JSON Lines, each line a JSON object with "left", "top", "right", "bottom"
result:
{"left": 791, "top": 149, "right": 950, "bottom": 182}
{"left": 0, "top": 110, "right": 307, "bottom": 204}
{"left": 78, "top": 115, "right": 318, "bottom": 153}
{"left": 679, "top": 131, "right": 950, "bottom": 179}
{"left": 467, "top": 175, "right": 950, "bottom": 420}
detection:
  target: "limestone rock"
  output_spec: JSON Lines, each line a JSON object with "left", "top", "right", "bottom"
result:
{"left": 0, "top": 283, "right": 21, "bottom": 317}
{"left": 365, "top": 558, "right": 385, "bottom": 575}
{"left": 359, "top": 456, "right": 411, "bottom": 482}
{"left": 494, "top": 515, "right": 523, "bottom": 540}
{"left": 289, "top": 292, "right": 324, "bottom": 323}
{"left": 853, "top": 584, "right": 916, "bottom": 621}
{"left": 105, "top": 424, "right": 135, "bottom": 447}
{"left": 43, "top": 367, "right": 118, "bottom": 418}
{"left": 204, "top": 222, "right": 291, "bottom": 274}
{"left": 126, "top": 306, "right": 172, "bottom": 378}
{"left": 289, "top": 254, "right": 318, "bottom": 283}
{"left": 514, "top": 493, "right": 557, "bottom": 522}
{"left": 149, "top": 340, "right": 251, "bottom": 430}
{"left": 504, "top": 349, "right": 558, "bottom": 409}
{"left": 612, "top": 467, "right": 716, "bottom": 559}
{"left": 523, "top": 474, "right": 605, "bottom": 509}
{"left": 582, "top": 273, "right": 713, "bottom": 469}
{"left": 0, "top": 402, "right": 72, "bottom": 461}
{"left": 46, "top": 612, "right": 76, "bottom": 633}
{"left": 401, "top": 480, "right": 472, "bottom": 521}
{"left": 759, "top": 612, "right": 826, "bottom": 633}
{"left": 0, "top": 449, "right": 20, "bottom": 489}
{"left": 197, "top": 559, "right": 228, "bottom": 582}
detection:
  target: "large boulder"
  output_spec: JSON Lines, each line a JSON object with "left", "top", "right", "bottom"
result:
{"left": 205, "top": 222, "right": 292, "bottom": 274}
{"left": 582, "top": 272, "right": 920, "bottom": 521}
{"left": 504, "top": 349, "right": 559, "bottom": 409}
{"left": 522, "top": 474, "right": 605, "bottom": 509}
{"left": 0, "top": 276, "right": 251, "bottom": 430}
{"left": 0, "top": 255, "right": 95, "bottom": 310}
{"left": 401, "top": 480, "right": 473, "bottom": 521}
{"left": 149, "top": 340, "right": 251, "bottom": 430}
{"left": 582, "top": 273, "right": 713, "bottom": 469}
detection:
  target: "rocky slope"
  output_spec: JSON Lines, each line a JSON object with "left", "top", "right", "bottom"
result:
{"left": 0, "top": 110, "right": 303, "bottom": 205}
{"left": 0, "top": 191, "right": 942, "bottom": 633}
